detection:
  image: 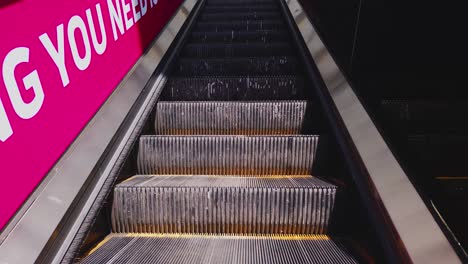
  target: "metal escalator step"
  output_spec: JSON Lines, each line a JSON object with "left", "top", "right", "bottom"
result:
{"left": 155, "top": 101, "right": 307, "bottom": 135}
{"left": 175, "top": 57, "right": 298, "bottom": 76}
{"left": 207, "top": 0, "right": 276, "bottom": 5}
{"left": 204, "top": 5, "right": 278, "bottom": 13}
{"left": 183, "top": 42, "right": 293, "bottom": 57}
{"left": 161, "top": 76, "right": 304, "bottom": 100}
{"left": 112, "top": 175, "right": 337, "bottom": 234}
{"left": 191, "top": 30, "right": 289, "bottom": 43}
{"left": 200, "top": 12, "right": 281, "bottom": 21}
{"left": 196, "top": 20, "right": 285, "bottom": 31}
{"left": 137, "top": 135, "right": 318, "bottom": 175}
{"left": 81, "top": 234, "right": 358, "bottom": 264}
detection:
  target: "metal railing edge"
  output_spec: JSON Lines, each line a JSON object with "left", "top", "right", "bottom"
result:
{"left": 0, "top": 1, "right": 200, "bottom": 263}
{"left": 279, "top": 0, "right": 461, "bottom": 263}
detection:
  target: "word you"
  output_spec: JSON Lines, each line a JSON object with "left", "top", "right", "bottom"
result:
{"left": 0, "top": 0, "right": 159, "bottom": 142}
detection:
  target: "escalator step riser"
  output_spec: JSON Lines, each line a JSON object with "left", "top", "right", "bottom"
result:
{"left": 191, "top": 31, "right": 289, "bottom": 43}
{"left": 204, "top": 5, "right": 278, "bottom": 13}
{"left": 155, "top": 101, "right": 307, "bottom": 135}
{"left": 162, "top": 76, "right": 304, "bottom": 100}
{"left": 196, "top": 21, "right": 285, "bottom": 31}
{"left": 207, "top": 0, "right": 276, "bottom": 4}
{"left": 183, "top": 43, "right": 293, "bottom": 57}
{"left": 176, "top": 57, "right": 298, "bottom": 76}
{"left": 112, "top": 175, "right": 336, "bottom": 234}
{"left": 137, "top": 136, "right": 318, "bottom": 175}
{"left": 80, "top": 235, "right": 358, "bottom": 264}
{"left": 200, "top": 12, "right": 281, "bottom": 21}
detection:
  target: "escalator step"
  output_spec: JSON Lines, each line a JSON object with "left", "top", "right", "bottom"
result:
{"left": 196, "top": 20, "right": 285, "bottom": 31}
{"left": 207, "top": 0, "right": 276, "bottom": 4}
{"left": 80, "top": 234, "right": 358, "bottom": 264}
{"left": 161, "top": 76, "right": 304, "bottom": 100}
{"left": 200, "top": 12, "right": 281, "bottom": 21}
{"left": 191, "top": 31, "right": 289, "bottom": 43}
{"left": 137, "top": 135, "right": 318, "bottom": 175}
{"left": 112, "top": 175, "right": 337, "bottom": 234}
{"left": 204, "top": 5, "right": 278, "bottom": 13}
{"left": 175, "top": 57, "right": 298, "bottom": 76}
{"left": 155, "top": 101, "right": 307, "bottom": 135}
{"left": 183, "top": 42, "right": 293, "bottom": 57}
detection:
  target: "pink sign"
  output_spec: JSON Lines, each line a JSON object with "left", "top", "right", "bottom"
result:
{"left": 0, "top": 0, "right": 183, "bottom": 230}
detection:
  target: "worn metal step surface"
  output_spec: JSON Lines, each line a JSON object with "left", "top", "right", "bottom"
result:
{"left": 196, "top": 21, "right": 285, "bottom": 31}
{"left": 200, "top": 12, "right": 281, "bottom": 21}
{"left": 155, "top": 101, "right": 307, "bottom": 135}
{"left": 191, "top": 31, "right": 289, "bottom": 43}
{"left": 203, "top": 5, "right": 279, "bottom": 13}
{"left": 161, "top": 76, "right": 304, "bottom": 101}
{"left": 80, "top": 234, "right": 358, "bottom": 264}
{"left": 175, "top": 57, "right": 298, "bottom": 76}
{"left": 138, "top": 135, "right": 318, "bottom": 175}
{"left": 112, "top": 175, "right": 336, "bottom": 234}
{"left": 183, "top": 42, "right": 292, "bottom": 57}
{"left": 207, "top": 0, "right": 277, "bottom": 5}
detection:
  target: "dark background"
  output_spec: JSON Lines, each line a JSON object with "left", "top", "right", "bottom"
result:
{"left": 299, "top": 0, "right": 466, "bottom": 110}
{"left": 298, "top": 0, "right": 468, "bottom": 256}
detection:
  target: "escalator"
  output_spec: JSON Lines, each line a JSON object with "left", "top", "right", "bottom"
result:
{"left": 45, "top": 0, "right": 449, "bottom": 263}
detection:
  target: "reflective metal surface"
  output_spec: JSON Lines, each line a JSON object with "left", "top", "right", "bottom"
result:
{"left": 138, "top": 135, "right": 318, "bottom": 175}
{"left": 155, "top": 101, "right": 307, "bottom": 135}
{"left": 0, "top": 1, "right": 197, "bottom": 263}
{"left": 80, "top": 234, "right": 358, "bottom": 264}
{"left": 283, "top": 0, "right": 461, "bottom": 263}
{"left": 112, "top": 175, "right": 336, "bottom": 234}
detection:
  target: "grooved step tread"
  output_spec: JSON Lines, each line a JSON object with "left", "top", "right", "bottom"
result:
{"left": 155, "top": 101, "right": 307, "bottom": 135}
{"left": 191, "top": 31, "right": 289, "bottom": 43}
{"left": 137, "top": 135, "right": 318, "bottom": 175}
{"left": 203, "top": 5, "right": 279, "bottom": 13}
{"left": 207, "top": 0, "right": 277, "bottom": 5}
{"left": 183, "top": 42, "right": 293, "bottom": 57}
{"left": 161, "top": 76, "right": 304, "bottom": 101}
{"left": 196, "top": 20, "right": 285, "bottom": 31}
{"left": 175, "top": 57, "right": 298, "bottom": 76}
{"left": 200, "top": 12, "right": 281, "bottom": 21}
{"left": 81, "top": 234, "right": 358, "bottom": 264}
{"left": 112, "top": 175, "right": 336, "bottom": 234}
